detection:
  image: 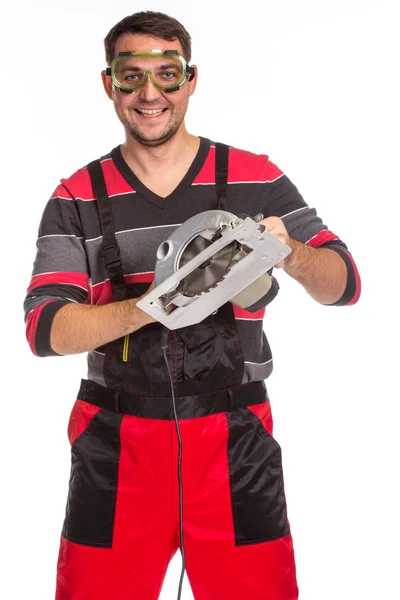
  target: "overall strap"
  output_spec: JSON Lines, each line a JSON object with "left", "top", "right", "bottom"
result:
{"left": 86, "top": 160, "right": 127, "bottom": 301}
{"left": 215, "top": 142, "right": 230, "bottom": 211}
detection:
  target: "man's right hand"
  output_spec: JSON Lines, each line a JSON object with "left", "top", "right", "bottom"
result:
{"left": 138, "top": 279, "right": 177, "bottom": 317}
{"left": 50, "top": 278, "right": 160, "bottom": 355}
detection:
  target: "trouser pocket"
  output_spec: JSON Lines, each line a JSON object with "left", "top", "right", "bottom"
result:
{"left": 227, "top": 405, "right": 290, "bottom": 546}
{"left": 62, "top": 406, "right": 123, "bottom": 548}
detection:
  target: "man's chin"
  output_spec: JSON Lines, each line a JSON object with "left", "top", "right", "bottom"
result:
{"left": 128, "top": 124, "right": 180, "bottom": 147}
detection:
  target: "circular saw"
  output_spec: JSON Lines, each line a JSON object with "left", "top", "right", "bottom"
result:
{"left": 137, "top": 210, "right": 292, "bottom": 329}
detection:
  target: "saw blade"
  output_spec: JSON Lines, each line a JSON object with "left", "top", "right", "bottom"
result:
{"left": 178, "top": 235, "right": 237, "bottom": 296}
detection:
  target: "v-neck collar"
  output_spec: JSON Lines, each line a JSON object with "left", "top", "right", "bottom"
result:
{"left": 111, "top": 136, "right": 211, "bottom": 209}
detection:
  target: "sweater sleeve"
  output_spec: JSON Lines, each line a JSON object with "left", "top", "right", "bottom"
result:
{"left": 23, "top": 183, "right": 90, "bottom": 356}
{"left": 261, "top": 159, "right": 361, "bottom": 306}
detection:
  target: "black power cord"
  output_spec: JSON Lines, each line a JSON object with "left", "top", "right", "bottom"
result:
{"left": 157, "top": 213, "right": 265, "bottom": 598}
{"left": 161, "top": 327, "right": 186, "bottom": 600}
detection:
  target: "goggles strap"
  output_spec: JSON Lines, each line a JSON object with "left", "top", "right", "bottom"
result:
{"left": 187, "top": 66, "right": 195, "bottom": 81}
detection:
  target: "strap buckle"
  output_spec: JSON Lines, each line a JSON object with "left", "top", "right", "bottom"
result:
{"left": 102, "top": 243, "right": 122, "bottom": 268}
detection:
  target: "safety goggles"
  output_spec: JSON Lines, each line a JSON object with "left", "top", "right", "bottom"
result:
{"left": 106, "top": 49, "right": 195, "bottom": 94}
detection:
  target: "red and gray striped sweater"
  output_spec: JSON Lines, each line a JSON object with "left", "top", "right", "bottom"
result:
{"left": 24, "top": 137, "right": 361, "bottom": 386}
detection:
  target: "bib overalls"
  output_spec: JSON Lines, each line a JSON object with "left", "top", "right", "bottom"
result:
{"left": 55, "top": 144, "right": 298, "bottom": 600}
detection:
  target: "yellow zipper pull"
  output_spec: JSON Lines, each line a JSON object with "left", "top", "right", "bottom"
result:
{"left": 122, "top": 334, "right": 130, "bottom": 362}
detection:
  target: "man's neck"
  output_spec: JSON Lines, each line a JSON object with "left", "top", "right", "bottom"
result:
{"left": 121, "top": 127, "right": 200, "bottom": 177}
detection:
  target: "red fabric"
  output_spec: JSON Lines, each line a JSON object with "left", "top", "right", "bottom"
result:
{"left": 232, "top": 305, "right": 265, "bottom": 320}
{"left": 67, "top": 400, "right": 102, "bottom": 445}
{"left": 91, "top": 272, "right": 154, "bottom": 304}
{"left": 56, "top": 400, "right": 298, "bottom": 599}
{"left": 27, "top": 271, "right": 89, "bottom": 294}
{"left": 193, "top": 145, "right": 282, "bottom": 185}
{"left": 306, "top": 229, "right": 339, "bottom": 247}
{"left": 60, "top": 160, "right": 134, "bottom": 201}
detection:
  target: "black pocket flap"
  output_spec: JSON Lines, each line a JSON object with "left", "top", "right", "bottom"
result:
{"left": 176, "top": 320, "right": 216, "bottom": 350}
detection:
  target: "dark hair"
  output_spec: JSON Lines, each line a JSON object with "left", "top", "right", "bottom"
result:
{"left": 104, "top": 11, "right": 192, "bottom": 65}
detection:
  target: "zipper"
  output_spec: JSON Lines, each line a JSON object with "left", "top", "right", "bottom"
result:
{"left": 122, "top": 334, "right": 130, "bottom": 362}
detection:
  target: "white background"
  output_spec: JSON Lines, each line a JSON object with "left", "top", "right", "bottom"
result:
{"left": 1, "top": 0, "right": 399, "bottom": 598}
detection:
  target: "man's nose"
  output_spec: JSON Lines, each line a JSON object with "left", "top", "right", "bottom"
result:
{"left": 138, "top": 75, "right": 162, "bottom": 101}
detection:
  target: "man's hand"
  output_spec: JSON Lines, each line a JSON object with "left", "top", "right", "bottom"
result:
{"left": 259, "top": 216, "right": 293, "bottom": 268}
{"left": 258, "top": 216, "right": 348, "bottom": 304}
{"left": 138, "top": 279, "right": 176, "bottom": 317}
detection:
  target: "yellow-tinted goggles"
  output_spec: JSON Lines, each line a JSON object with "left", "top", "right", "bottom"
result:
{"left": 106, "top": 49, "right": 195, "bottom": 93}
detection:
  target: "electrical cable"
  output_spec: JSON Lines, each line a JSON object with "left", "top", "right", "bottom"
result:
{"left": 161, "top": 326, "right": 186, "bottom": 600}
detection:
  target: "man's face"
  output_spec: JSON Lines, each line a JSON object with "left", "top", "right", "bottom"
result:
{"left": 102, "top": 34, "right": 197, "bottom": 147}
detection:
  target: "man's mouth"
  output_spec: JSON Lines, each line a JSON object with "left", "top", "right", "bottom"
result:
{"left": 134, "top": 108, "right": 168, "bottom": 119}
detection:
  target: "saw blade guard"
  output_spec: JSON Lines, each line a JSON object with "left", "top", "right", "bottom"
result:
{"left": 154, "top": 210, "right": 238, "bottom": 290}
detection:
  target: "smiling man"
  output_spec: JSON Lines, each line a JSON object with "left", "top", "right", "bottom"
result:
{"left": 102, "top": 30, "right": 202, "bottom": 200}
{"left": 24, "top": 10, "right": 361, "bottom": 600}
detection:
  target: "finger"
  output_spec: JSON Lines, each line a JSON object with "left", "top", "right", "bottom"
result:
{"left": 259, "top": 217, "right": 278, "bottom": 231}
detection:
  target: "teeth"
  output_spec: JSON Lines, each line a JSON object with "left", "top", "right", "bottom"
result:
{"left": 138, "top": 109, "right": 164, "bottom": 115}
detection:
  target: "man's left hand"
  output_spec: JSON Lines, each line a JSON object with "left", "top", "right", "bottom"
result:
{"left": 259, "top": 216, "right": 293, "bottom": 269}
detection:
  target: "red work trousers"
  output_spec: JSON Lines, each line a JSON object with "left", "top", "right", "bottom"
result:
{"left": 55, "top": 387, "right": 298, "bottom": 599}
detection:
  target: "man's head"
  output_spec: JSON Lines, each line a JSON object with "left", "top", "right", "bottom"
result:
{"left": 102, "top": 12, "right": 197, "bottom": 147}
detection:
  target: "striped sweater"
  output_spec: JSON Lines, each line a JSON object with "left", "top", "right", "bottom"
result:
{"left": 24, "top": 137, "right": 361, "bottom": 386}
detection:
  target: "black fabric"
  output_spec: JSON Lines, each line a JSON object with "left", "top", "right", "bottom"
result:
{"left": 227, "top": 407, "right": 290, "bottom": 546}
{"left": 25, "top": 283, "right": 88, "bottom": 304}
{"left": 87, "top": 160, "right": 126, "bottom": 301}
{"left": 78, "top": 378, "right": 267, "bottom": 420}
{"left": 62, "top": 408, "right": 123, "bottom": 547}
{"left": 215, "top": 142, "right": 230, "bottom": 211}
{"left": 104, "top": 300, "right": 244, "bottom": 397}
{"left": 34, "top": 299, "right": 73, "bottom": 357}
{"left": 319, "top": 242, "right": 357, "bottom": 306}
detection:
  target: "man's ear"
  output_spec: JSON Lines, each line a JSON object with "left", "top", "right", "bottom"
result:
{"left": 101, "top": 70, "right": 113, "bottom": 100}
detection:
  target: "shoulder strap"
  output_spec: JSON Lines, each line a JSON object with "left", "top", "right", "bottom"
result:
{"left": 215, "top": 142, "right": 230, "bottom": 211}
{"left": 86, "top": 160, "right": 126, "bottom": 301}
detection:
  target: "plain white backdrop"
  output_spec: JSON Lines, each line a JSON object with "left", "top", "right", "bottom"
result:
{"left": 1, "top": 0, "right": 399, "bottom": 598}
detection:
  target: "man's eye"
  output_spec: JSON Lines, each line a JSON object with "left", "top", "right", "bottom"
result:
{"left": 162, "top": 72, "right": 177, "bottom": 79}
{"left": 125, "top": 74, "right": 140, "bottom": 81}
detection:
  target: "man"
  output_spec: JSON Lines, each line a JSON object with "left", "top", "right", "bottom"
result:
{"left": 24, "top": 11, "right": 361, "bottom": 600}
